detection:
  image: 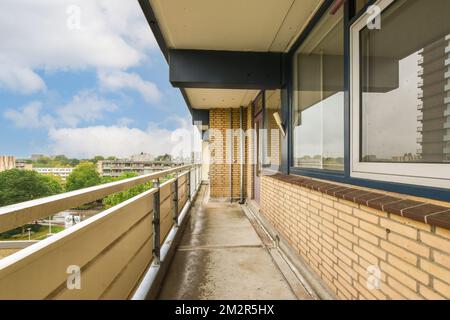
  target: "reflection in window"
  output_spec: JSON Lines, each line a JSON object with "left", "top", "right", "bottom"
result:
{"left": 360, "top": 0, "right": 450, "bottom": 163}
{"left": 292, "top": 5, "right": 344, "bottom": 171}
{"left": 356, "top": 0, "right": 370, "bottom": 14}
{"left": 263, "top": 90, "right": 282, "bottom": 170}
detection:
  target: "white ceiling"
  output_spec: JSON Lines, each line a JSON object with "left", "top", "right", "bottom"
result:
{"left": 150, "top": 0, "right": 323, "bottom": 52}
{"left": 186, "top": 88, "right": 259, "bottom": 109}
{"left": 149, "top": 0, "right": 324, "bottom": 109}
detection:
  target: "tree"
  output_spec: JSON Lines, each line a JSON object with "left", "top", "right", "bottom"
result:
{"left": 0, "top": 169, "right": 63, "bottom": 206}
{"left": 68, "top": 158, "right": 80, "bottom": 167}
{"left": 91, "top": 156, "right": 105, "bottom": 164}
{"left": 102, "top": 172, "right": 153, "bottom": 208}
{"left": 53, "top": 155, "right": 70, "bottom": 166}
{"left": 65, "top": 162, "right": 101, "bottom": 191}
{"left": 155, "top": 154, "right": 171, "bottom": 162}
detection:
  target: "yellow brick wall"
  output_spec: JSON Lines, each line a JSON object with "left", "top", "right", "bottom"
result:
{"left": 260, "top": 175, "right": 450, "bottom": 300}
{"left": 209, "top": 108, "right": 247, "bottom": 199}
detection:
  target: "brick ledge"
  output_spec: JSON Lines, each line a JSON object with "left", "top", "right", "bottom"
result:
{"left": 268, "top": 173, "right": 450, "bottom": 231}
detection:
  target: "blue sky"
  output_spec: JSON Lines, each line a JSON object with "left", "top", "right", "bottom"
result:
{"left": 0, "top": 0, "right": 191, "bottom": 159}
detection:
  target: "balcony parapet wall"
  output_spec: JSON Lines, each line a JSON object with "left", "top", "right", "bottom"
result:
{"left": 260, "top": 173, "right": 450, "bottom": 300}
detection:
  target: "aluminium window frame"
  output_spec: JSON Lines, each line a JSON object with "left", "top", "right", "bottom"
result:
{"left": 287, "top": 0, "right": 348, "bottom": 178}
{"left": 283, "top": 0, "right": 450, "bottom": 202}
{"left": 350, "top": 0, "right": 450, "bottom": 189}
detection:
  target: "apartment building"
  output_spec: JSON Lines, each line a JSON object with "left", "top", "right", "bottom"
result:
{"left": 33, "top": 167, "right": 74, "bottom": 181}
{"left": 0, "top": 156, "right": 15, "bottom": 172}
{"left": 97, "top": 159, "right": 182, "bottom": 177}
{"left": 15, "top": 159, "right": 33, "bottom": 171}
{"left": 140, "top": 0, "right": 450, "bottom": 299}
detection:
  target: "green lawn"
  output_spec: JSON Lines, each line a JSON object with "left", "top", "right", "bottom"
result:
{"left": 0, "top": 224, "right": 65, "bottom": 241}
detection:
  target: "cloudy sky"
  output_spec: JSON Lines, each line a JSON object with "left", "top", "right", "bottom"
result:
{"left": 0, "top": 0, "right": 192, "bottom": 159}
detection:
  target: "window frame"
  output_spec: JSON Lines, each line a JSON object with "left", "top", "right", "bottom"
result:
{"left": 350, "top": 0, "right": 450, "bottom": 189}
{"left": 289, "top": 1, "right": 346, "bottom": 175}
{"left": 283, "top": 0, "right": 450, "bottom": 202}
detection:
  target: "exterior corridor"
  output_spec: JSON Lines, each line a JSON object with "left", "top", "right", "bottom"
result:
{"left": 158, "top": 185, "right": 306, "bottom": 300}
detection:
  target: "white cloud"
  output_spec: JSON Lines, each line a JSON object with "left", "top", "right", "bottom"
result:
{"left": 57, "top": 91, "right": 118, "bottom": 127}
{"left": 0, "top": 64, "right": 46, "bottom": 94}
{"left": 4, "top": 91, "right": 117, "bottom": 129}
{"left": 48, "top": 121, "right": 196, "bottom": 159}
{"left": 99, "top": 71, "right": 162, "bottom": 103}
{"left": 4, "top": 102, "right": 54, "bottom": 128}
{"left": 0, "top": 0, "right": 157, "bottom": 93}
{"left": 116, "top": 117, "right": 135, "bottom": 127}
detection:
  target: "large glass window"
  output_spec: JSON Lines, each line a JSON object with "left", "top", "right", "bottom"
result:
{"left": 292, "top": 4, "right": 345, "bottom": 171}
{"left": 351, "top": 0, "right": 450, "bottom": 188}
{"left": 356, "top": 0, "right": 371, "bottom": 13}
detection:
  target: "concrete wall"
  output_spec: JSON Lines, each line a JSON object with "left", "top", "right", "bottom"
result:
{"left": 260, "top": 175, "right": 450, "bottom": 300}
{"left": 246, "top": 103, "right": 255, "bottom": 200}
{"left": 0, "top": 156, "right": 15, "bottom": 172}
{"left": 201, "top": 141, "right": 210, "bottom": 181}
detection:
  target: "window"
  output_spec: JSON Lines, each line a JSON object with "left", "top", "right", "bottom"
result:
{"left": 292, "top": 4, "right": 345, "bottom": 171}
{"left": 351, "top": 0, "right": 450, "bottom": 188}
{"left": 263, "top": 90, "right": 282, "bottom": 171}
{"left": 356, "top": 0, "right": 371, "bottom": 13}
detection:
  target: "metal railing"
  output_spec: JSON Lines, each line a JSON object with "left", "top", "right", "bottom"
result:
{"left": 0, "top": 164, "right": 202, "bottom": 300}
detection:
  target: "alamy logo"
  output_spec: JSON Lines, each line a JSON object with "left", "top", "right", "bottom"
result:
{"left": 366, "top": 265, "right": 381, "bottom": 290}
{"left": 66, "top": 5, "right": 81, "bottom": 31}
{"left": 366, "top": 5, "right": 381, "bottom": 30}
{"left": 67, "top": 265, "right": 81, "bottom": 290}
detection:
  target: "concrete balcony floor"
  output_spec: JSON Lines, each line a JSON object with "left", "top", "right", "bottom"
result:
{"left": 158, "top": 185, "right": 309, "bottom": 300}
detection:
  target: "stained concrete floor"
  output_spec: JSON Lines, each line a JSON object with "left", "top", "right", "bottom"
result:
{"left": 157, "top": 185, "right": 299, "bottom": 300}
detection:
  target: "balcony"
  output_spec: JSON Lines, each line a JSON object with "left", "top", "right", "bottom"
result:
{"left": 0, "top": 163, "right": 309, "bottom": 300}
{"left": 0, "top": 164, "right": 202, "bottom": 299}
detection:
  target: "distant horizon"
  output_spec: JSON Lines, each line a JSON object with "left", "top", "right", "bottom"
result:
{"left": 4, "top": 153, "right": 190, "bottom": 161}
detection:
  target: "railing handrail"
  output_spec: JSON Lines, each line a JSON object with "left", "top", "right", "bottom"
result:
{"left": 0, "top": 164, "right": 200, "bottom": 234}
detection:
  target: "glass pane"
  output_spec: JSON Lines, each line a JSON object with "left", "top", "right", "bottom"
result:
{"left": 360, "top": 0, "right": 450, "bottom": 163}
{"left": 356, "top": 0, "right": 370, "bottom": 14}
{"left": 263, "top": 90, "right": 282, "bottom": 170}
{"left": 292, "top": 5, "right": 345, "bottom": 171}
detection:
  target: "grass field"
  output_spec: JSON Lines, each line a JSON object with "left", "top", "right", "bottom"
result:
{"left": 0, "top": 249, "right": 20, "bottom": 259}
{"left": 0, "top": 224, "right": 65, "bottom": 241}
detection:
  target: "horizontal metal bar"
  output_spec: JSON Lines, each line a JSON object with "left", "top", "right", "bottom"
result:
{"left": 0, "top": 164, "right": 200, "bottom": 233}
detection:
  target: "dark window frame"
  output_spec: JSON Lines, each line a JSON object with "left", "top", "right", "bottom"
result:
{"left": 283, "top": 0, "right": 450, "bottom": 202}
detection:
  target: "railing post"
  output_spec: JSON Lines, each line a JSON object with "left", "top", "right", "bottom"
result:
{"left": 152, "top": 178, "right": 161, "bottom": 264}
{"left": 194, "top": 164, "right": 197, "bottom": 192}
{"left": 187, "top": 168, "right": 191, "bottom": 202}
{"left": 173, "top": 175, "right": 179, "bottom": 227}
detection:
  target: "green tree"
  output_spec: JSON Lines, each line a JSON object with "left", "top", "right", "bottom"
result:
{"left": 0, "top": 169, "right": 63, "bottom": 206}
{"left": 66, "top": 162, "right": 101, "bottom": 191}
{"left": 68, "top": 158, "right": 80, "bottom": 167}
{"left": 155, "top": 153, "right": 171, "bottom": 162}
{"left": 102, "top": 172, "right": 153, "bottom": 208}
{"left": 91, "top": 156, "right": 105, "bottom": 164}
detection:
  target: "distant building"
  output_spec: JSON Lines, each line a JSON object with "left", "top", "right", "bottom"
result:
{"left": 15, "top": 159, "right": 33, "bottom": 171}
{"left": 0, "top": 156, "right": 16, "bottom": 172}
{"left": 33, "top": 167, "right": 74, "bottom": 181}
{"left": 97, "top": 160, "right": 181, "bottom": 177}
{"left": 130, "top": 153, "right": 155, "bottom": 162}
{"left": 31, "top": 154, "right": 45, "bottom": 161}
{"left": 417, "top": 34, "right": 450, "bottom": 162}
